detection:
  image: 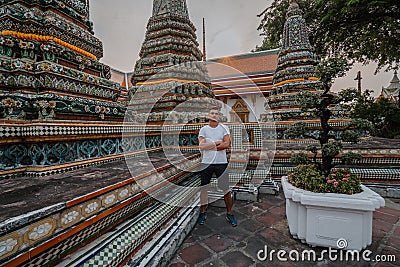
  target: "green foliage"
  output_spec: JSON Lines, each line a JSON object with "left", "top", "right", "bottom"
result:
{"left": 350, "top": 90, "right": 400, "bottom": 138}
{"left": 285, "top": 122, "right": 308, "bottom": 139}
{"left": 288, "top": 165, "right": 362, "bottom": 194}
{"left": 256, "top": 0, "right": 400, "bottom": 71}
{"left": 316, "top": 58, "right": 351, "bottom": 88}
{"left": 348, "top": 118, "right": 374, "bottom": 132}
{"left": 305, "top": 144, "right": 318, "bottom": 154}
{"left": 295, "top": 91, "right": 320, "bottom": 111}
{"left": 321, "top": 141, "right": 342, "bottom": 158}
{"left": 341, "top": 152, "right": 362, "bottom": 165}
{"left": 336, "top": 88, "right": 360, "bottom": 104}
{"left": 290, "top": 152, "right": 310, "bottom": 165}
{"left": 258, "top": 1, "right": 387, "bottom": 193}
{"left": 288, "top": 164, "right": 326, "bottom": 192}
{"left": 255, "top": 0, "right": 312, "bottom": 52}
{"left": 340, "top": 130, "right": 360, "bottom": 143}
{"left": 254, "top": 0, "right": 298, "bottom": 51}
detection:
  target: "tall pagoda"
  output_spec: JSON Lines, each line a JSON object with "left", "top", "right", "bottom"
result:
{"left": 265, "top": 0, "right": 323, "bottom": 122}
{"left": 129, "top": 0, "right": 217, "bottom": 124}
{"left": 0, "top": 0, "right": 124, "bottom": 121}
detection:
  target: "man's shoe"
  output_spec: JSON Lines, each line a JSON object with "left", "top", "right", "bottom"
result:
{"left": 198, "top": 212, "right": 207, "bottom": 225}
{"left": 226, "top": 214, "right": 237, "bottom": 227}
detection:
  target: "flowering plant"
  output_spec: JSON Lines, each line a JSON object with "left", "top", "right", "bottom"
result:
{"left": 288, "top": 164, "right": 362, "bottom": 194}
{"left": 325, "top": 168, "right": 362, "bottom": 194}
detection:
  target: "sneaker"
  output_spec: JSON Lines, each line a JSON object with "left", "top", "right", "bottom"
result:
{"left": 226, "top": 214, "right": 237, "bottom": 227}
{"left": 197, "top": 212, "right": 207, "bottom": 225}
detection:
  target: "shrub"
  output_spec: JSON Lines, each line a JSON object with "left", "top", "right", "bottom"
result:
{"left": 288, "top": 164, "right": 362, "bottom": 194}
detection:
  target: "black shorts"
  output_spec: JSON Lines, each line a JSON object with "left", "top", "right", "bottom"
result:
{"left": 200, "top": 163, "right": 229, "bottom": 192}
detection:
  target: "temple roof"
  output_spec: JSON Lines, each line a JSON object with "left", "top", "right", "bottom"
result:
{"left": 385, "top": 70, "right": 400, "bottom": 90}
{"left": 381, "top": 71, "right": 400, "bottom": 100}
{"left": 208, "top": 49, "right": 279, "bottom": 78}
{"left": 207, "top": 49, "right": 279, "bottom": 97}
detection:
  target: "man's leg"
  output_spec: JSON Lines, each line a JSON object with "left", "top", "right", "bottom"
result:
{"left": 223, "top": 189, "right": 233, "bottom": 214}
{"left": 216, "top": 164, "right": 237, "bottom": 227}
{"left": 200, "top": 186, "right": 209, "bottom": 213}
{"left": 215, "top": 164, "right": 232, "bottom": 214}
{"left": 198, "top": 164, "right": 212, "bottom": 225}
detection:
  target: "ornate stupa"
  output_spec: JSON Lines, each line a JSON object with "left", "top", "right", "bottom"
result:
{"left": 0, "top": 0, "right": 124, "bottom": 121}
{"left": 265, "top": 0, "right": 323, "bottom": 121}
{"left": 379, "top": 71, "right": 400, "bottom": 105}
{"left": 128, "top": 0, "right": 217, "bottom": 124}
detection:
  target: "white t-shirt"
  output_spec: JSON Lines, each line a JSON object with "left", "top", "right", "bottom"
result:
{"left": 198, "top": 124, "right": 230, "bottom": 164}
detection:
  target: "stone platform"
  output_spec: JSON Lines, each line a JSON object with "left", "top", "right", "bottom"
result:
{"left": 170, "top": 192, "right": 400, "bottom": 267}
{"left": 0, "top": 150, "right": 195, "bottom": 223}
{"left": 0, "top": 150, "right": 201, "bottom": 266}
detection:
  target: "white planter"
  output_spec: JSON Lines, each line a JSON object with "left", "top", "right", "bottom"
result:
{"left": 281, "top": 176, "right": 385, "bottom": 250}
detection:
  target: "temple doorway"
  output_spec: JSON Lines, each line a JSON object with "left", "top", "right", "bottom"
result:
{"left": 230, "top": 98, "right": 250, "bottom": 123}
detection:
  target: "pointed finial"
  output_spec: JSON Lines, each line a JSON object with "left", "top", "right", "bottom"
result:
{"left": 202, "top": 18, "right": 207, "bottom": 61}
{"left": 354, "top": 71, "right": 362, "bottom": 94}
{"left": 287, "top": 0, "right": 302, "bottom": 18}
{"left": 289, "top": 0, "right": 299, "bottom": 7}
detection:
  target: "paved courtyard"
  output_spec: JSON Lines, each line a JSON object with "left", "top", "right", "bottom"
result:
{"left": 170, "top": 192, "right": 400, "bottom": 267}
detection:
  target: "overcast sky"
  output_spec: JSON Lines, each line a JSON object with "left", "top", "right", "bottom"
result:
{"left": 90, "top": 0, "right": 394, "bottom": 95}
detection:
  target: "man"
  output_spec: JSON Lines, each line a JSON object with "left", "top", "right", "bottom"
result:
{"left": 197, "top": 106, "right": 237, "bottom": 227}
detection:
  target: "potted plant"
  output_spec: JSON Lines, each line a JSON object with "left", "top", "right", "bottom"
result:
{"left": 282, "top": 58, "right": 385, "bottom": 250}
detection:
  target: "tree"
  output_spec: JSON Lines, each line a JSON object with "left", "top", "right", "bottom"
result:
{"left": 350, "top": 90, "right": 400, "bottom": 138}
{"left": 255, "top": 0, "right": 400, "bottom": 71}
{"left": 286, "top": 88, "right": 371, "bottom": 177}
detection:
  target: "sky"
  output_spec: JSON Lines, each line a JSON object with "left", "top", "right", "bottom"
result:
{"left": 90, "top": 0, "right": 394, "bottom": 96}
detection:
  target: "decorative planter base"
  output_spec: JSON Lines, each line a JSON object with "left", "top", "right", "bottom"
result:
{"left": 282, "top": 177, "right": 385, "bottom": 250}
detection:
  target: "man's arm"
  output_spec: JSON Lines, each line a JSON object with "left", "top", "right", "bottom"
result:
{"left": 199, "top": 136, "right": 221, "bottom": 151}
{"left": 216, "top": 134, "right": 231, "bottom": 151}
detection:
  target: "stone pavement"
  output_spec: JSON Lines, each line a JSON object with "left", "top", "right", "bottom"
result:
{"left": 169, "top": 192, "right": 400, "bottom": 267}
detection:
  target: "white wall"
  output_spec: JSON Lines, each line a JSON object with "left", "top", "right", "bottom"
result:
{"left": 220, "top": 94, "right": 267, "bottom": 122}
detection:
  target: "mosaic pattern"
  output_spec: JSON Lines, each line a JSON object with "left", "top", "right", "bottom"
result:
{"left": 0, "top": 59, "right": 120, "bottom": 101}
{"left": 1, "top": 97, "right": 125, "bottom": 120}
{"left": 0, "top": 235, "right": 20, "bottom": 260}
{"left": 1, "top": 138, "right": 125, "bottom": 170}
{"left": 0, "top": 133, "right": 201, "bottom": 172}
{"left": 0, "top": 155, "right": 200, "bottom": 265}
{"left": 0, "top": 2, "right": 101, "bottom": 57}
{"left": 78, "top": 176, "right": 199, "bottom": 267}
{"left": 0, "top": 123, "right": 200, "bottom": 175}
{"left": 16, "top": 173, "right": 197, "bottom": 267}
{"left": 152, "top": 0, "right": 189, "bottom": 17}
{"left": 0, "top": 34, "right": 109, "bottom": 78}
{"left": 19, "top": 196, "right": 154, "bottom": 267}
{"left": 0, "top": 123, "right": 208, "bottom": 139}
{"left": 0, "top": 0, "right": 122, "bottom": 129}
